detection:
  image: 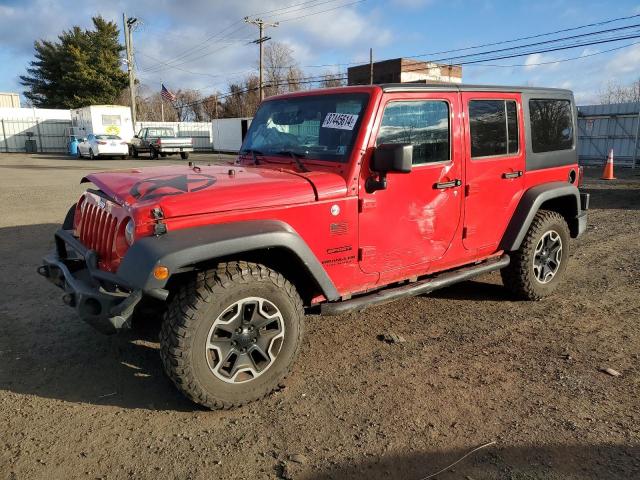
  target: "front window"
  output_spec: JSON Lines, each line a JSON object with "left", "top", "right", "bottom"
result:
{"left": 376, "top": 100, "right": 450, "bottom": 165}
{"left": 241, "top": 93, "right": 370, "bottom": 162}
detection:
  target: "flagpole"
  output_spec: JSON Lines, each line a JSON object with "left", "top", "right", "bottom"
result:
{"left": 161, "top": 83, "right": 165, "bottom": 122}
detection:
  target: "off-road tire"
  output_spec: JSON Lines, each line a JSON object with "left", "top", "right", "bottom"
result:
{"left": 160, "top": 261, "right": 305, "bottom": 410}
{"left": 501, "top": 210, "right": 570, "bottom": 300}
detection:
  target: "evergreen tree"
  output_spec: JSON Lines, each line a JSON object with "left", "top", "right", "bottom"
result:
{"left": 20, "top": 17, "right": 128, "bottom": 108}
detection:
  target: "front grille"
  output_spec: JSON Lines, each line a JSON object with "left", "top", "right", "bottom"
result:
{"left": 78, "top": 200, "right": 119, "bottom": 267}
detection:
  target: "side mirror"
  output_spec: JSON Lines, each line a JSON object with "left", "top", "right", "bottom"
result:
{"left": 366, "top": 143, "right": 413, "bottom": 193}
{"left": 133, "top": 134, "right": 138, "bottom": 138}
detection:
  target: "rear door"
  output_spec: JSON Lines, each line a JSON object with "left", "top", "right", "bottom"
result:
{"left": 461, "top": 93, "right": 525, "bottom": 252}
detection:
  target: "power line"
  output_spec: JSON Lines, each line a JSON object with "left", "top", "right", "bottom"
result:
{"left": 271, "top": 12, "right": 640, "bottom": 69}
{"left": 463, "top": 40, "right": 640, "bottom": 68}
{"left": 276, "top": 0, "right": 367, "bottom": 23}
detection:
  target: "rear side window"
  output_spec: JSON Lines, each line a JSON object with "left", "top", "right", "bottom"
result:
{"left": 376, "top": 101, "right": 450, "bottom": 165}
{"left": 529, "top": 99, "right": 573, "bottom": 152}
{"left": 469, "top": 100, "right": 519, "bottom": 158}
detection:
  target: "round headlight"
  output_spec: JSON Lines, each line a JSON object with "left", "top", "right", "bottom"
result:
{"left": 124, "top": 218, "right": 135, "bottom": 245}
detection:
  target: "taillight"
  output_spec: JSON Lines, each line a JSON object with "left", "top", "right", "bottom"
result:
{"left": 156, "top": 138, "right": 162, "bottom": 145}
{"left": 97, "top": 141, "right": 107, "bottom": 145}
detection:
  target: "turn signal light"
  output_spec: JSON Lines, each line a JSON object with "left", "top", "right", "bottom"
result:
{"left": 153, "top": 265, "right": 170, "bottom": 280}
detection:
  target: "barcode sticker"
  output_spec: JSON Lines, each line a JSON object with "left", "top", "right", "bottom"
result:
{"left": 322, "top": 113, "right": 359, "bottom": 130}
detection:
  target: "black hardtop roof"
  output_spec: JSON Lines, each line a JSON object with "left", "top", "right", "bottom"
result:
{"left": 379, "top": 83, "right": 573, "bottom": 95}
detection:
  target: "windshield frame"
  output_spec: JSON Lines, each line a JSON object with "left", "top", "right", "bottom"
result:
{"left": 240, "top": 92, "right": 371, "bottom": 165}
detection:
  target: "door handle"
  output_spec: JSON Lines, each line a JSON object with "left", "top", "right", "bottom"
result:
{"left": 434, "top": 179, "right": 462, "bottom": 190}
{"left": 502, "top": 170, "right": 523, "bottom": 179}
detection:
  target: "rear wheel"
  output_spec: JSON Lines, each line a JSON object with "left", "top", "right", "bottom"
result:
{"left": 180, "top": 152, "right": 190, "bottom": 160}
{"left": 160, "top": 261, "right": 304, "bottom": 409}
{"left": 501, "top": 210, "right": 570, "bottom": 300}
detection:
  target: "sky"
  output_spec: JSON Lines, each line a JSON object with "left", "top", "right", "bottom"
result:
{"left": 1, "top": 0, "right": 639, "bottom": 105}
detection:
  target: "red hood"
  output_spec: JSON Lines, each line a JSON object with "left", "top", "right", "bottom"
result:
{"left": 82, "top": 164, "right": 347, "bottom": 218}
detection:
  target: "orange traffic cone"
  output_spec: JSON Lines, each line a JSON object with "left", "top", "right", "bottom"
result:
{"left": 601, "top": 149, "right": 616, "bottom": 180}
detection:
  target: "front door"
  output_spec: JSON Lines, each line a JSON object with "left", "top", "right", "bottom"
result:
{"left": 358, "top": 92, "right": 463, "bottom": 277}
{"left": 461, "top": 93, "right": 525, "bottom": 252}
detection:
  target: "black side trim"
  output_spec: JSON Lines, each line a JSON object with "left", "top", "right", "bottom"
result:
{"left": 500, "top": 182, "right": 582, "bottom": 251}
{"left": 321, "top": 255, "right": 510, "bottom": 316}
{"left": 116, "top": 220, "right": 340, "bottom": 301}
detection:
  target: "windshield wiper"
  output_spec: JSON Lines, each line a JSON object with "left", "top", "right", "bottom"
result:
{"left": 275, "top": 150, "right": 309, "bottom": 172}
{"left": 239, "top": 148, "right": 264, "bottom": 165}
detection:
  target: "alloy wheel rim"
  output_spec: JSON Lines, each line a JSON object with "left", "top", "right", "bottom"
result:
{"left": 533, "top": 230, "right": 562, "bottom": 284}
{"left": 205, "top": 297, "right": 285, "bottom": 384}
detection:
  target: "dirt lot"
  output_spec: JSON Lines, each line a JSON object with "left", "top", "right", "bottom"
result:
{"left": 0, "top": 153, "right": 638, "bottom": 480}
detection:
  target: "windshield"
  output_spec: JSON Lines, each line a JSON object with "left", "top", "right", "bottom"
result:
{"left": 146, "top": 128, "right": 175, "bottom": 137}
{"left": 241, "top": 93, "right": 369, "bottom": 163}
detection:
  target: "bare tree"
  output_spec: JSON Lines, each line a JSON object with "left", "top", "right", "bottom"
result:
{"left": 598, "top": 78, "right": 640, "bottom": 104}
{"left": 320, "top": 72, "right": 345, "bottom": 88}
{"left": 263, "top": 42, "right": 304, "bottom": 97}
{"left": 172, "top": 89, "right": 204, "bottom": 121}
{"left": 222, "top": 75, "right": 260, "bottom": 118}
{"left": 201, "top": 94, "right": 222, "bottom": 120}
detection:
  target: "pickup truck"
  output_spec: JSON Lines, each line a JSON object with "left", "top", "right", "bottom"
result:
{"left": 129, "top": 127, "right": 193, "bottom": 160}
{"left": 40, "top": 83, "right": 588, "bottom": 410}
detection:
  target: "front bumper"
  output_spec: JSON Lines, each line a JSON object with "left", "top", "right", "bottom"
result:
{"left": 38, "top": 229, "right": 142, "bottom": 334}
{"left": 158, "top": 146, "right": 194, "bottom": 153}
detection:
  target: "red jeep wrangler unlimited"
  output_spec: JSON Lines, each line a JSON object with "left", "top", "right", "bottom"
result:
{"left": 40, "top": 84, "right": 589, "bottom": 409}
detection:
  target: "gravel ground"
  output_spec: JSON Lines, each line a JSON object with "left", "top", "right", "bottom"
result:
{"left": 0, "top": 153, "right": 638, "bottom": 480}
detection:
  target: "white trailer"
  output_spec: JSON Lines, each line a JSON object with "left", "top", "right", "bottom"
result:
{"left": 211, "top": 117, "right": 252, "bottom": 152}
{"left": 70, "top": 105, "right": 134, "bottom": 142}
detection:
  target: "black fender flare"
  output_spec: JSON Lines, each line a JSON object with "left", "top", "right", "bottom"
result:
{"left": 116, "top": 220, "right": 340, "bottom": 301}
{"left": 500, "top": 182, "right": 581, "bottom": 251}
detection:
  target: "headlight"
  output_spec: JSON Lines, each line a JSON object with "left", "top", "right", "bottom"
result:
{"left": 124, "top": 218, "right": 135, "bottom": 245}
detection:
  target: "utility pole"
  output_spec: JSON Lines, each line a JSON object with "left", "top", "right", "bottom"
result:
{"left": 245, "top": 17, "right": 279, "bottom": 102}
{"left": 369, "top": 48, "right": 374, "bottom": 85}
{"left": 123, "top": 14, "right": 138, "bottom": 126}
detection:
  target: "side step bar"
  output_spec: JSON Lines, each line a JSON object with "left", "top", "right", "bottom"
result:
{"left": 320, "top": 254, "right": 510, "bottom": 316}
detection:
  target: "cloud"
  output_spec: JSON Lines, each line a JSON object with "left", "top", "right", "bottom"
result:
{"left": 0, "top": 0, "right": 392, "bottom": 96}
{"left": 605, "top": 43, "right": 640, "bottom": 76}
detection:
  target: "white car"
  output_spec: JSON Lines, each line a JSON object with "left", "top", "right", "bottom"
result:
{"left": 77, "top": 134, "right": 129, "bottom": 159}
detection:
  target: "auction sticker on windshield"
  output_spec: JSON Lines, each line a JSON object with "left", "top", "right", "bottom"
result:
{"left": 322, "top": 113, "right": 359, "bottom": 130}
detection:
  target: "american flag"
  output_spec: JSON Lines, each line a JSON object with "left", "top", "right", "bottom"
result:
{"left": 161, "top": 84, "right": 176, "bottom": 102}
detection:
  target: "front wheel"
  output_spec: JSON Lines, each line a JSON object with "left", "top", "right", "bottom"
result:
{"left": 501, "top": 210, "right": 570, "bottom": 300}
{"left": 160, "top": 261, "right": 305, "bottom": 409}
{"left": 180, "top": 152, "right": 190, "bottom": 160}
{"left": 150, "top": 147, "right": 159, "bottom": 159}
